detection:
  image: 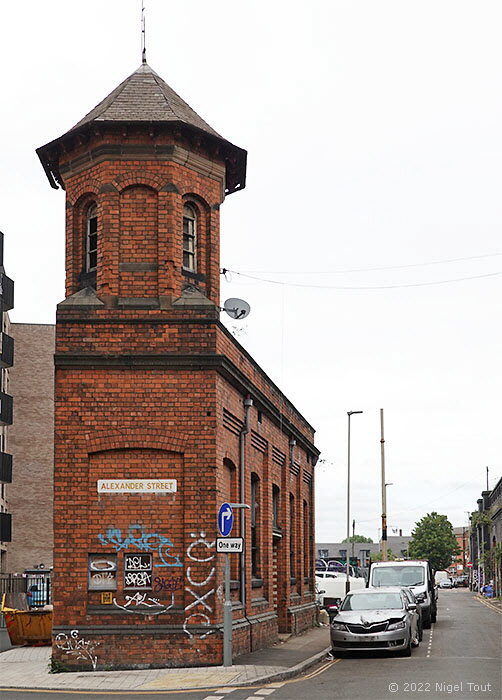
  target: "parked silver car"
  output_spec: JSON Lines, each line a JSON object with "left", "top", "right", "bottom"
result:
{"left": 330, "top": 587, "right": 420, "bottom": 657}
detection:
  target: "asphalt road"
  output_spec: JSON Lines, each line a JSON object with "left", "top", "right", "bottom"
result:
{"left": 1, "top": 589, "right": 500, "bottom": 700}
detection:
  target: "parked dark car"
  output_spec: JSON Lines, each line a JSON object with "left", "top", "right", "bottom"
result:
{"left": 401, "top": 586, "right": 423, "bottom": 641}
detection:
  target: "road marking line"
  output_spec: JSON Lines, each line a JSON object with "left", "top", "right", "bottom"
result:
{"left": 426, "top": 626, "right": 433, "bottom": 658}
{"left": 475, "top": 596, "right": 502, "bottom": 614}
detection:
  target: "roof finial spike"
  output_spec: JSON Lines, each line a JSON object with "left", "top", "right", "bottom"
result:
{"left": 141, "top": 0, "right": 147, "bottom": 64}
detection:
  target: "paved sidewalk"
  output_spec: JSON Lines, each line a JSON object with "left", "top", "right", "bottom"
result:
{"left": 0, "top": 625, "right": 331, "bottom": 692}
{"left": 474, "top": 593, "right": 502, "bottom": 613}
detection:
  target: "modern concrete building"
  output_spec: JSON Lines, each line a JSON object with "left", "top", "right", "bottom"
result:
{"left": 0, "top": 231, "right": 14, "bottom": 573}
{"left": 5, "top": 323, "right": 55, "bottom": 574}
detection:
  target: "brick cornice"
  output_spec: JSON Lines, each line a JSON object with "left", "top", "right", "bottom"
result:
{"left": 54, "top": 352, "right": 319, "bottom": 460}
{"left": 59, "top": 143, "right": 226, "bottom": 191}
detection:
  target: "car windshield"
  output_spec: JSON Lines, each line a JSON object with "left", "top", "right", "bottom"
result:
{"left": 341, "top": 592, "right": 403, "bottom": 611}
{"left": 372, "top": 566, "right": 425, "bottom": 587}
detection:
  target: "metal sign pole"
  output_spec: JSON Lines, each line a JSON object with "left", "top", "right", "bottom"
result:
{"left": 218, "top": 501, "right": 249, "bottom": 668}
{"left": 223, "top": 552, "right": 232, "bottom": 666}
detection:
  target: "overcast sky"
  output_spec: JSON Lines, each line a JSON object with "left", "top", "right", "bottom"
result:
{"left": 1, "top": 1, "right": 500, "bottom": 543}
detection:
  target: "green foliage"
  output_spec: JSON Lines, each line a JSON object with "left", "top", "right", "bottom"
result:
{"left": 341, "top": 535, "right": 374, "bottom": 543}
{"left": 408, "top": 512, "right": 460, "bottom": 571}
{"left": 49, "top": 657, "right": 69, "bottom": 674}
{"left": 371, "top": 548, "right": 396, "bottom": 561}
{"left": 471, "top": 510, "right": 492, "bottom": 528}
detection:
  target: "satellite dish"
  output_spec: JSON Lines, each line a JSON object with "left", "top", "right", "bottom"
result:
{"left": 223, "top": 298, "right": 251, "bottom": 320}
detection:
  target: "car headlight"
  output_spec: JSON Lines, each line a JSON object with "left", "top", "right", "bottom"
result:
{"left": 331, "top": 622, "right": 346, "bottom": 631}
{"left": 388, "top": 620, "right": 406, "bottom": 630}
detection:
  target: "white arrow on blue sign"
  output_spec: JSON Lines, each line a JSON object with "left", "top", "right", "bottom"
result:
{"left": 218, "top": 502, "right": 234, "bottom": 537}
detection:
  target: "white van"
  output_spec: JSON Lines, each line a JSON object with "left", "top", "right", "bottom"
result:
{"left": 434, "top": 570, "right": 449, "bottom": 586}
{"left": 368, "top": 560, "right": 437, "bottom": 627}
{"left": 316, "top": 571, "right": 365, "bottom": 611}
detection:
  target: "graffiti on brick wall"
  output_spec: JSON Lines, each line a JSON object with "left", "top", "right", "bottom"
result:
{"left": 153, "top": 575, "right": 183, "bottom": 593}
{"left": 183, "top": 531, "right": 216, "bottom": 639}
{"left": 97, "top": 524, "right": 182, "bottom": 567}
{"left": 113, "top": 591, "right": 175, "bottom": 615}
{"left": 55, "top": 629, "right": 100, "bottom": 671}
{"left": 88, "top": 555, "right": 117, "bottom": 590}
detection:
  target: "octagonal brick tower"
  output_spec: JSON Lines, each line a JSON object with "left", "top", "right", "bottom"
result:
{"left": 37, "top": 61, "right": 319, "bottom": 671}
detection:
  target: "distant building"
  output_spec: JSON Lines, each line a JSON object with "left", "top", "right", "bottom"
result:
{"left": 316, "top": 535, "right": 412, "bottom": 567}
{"left": 5, "top": 323, "right": 55, "bottom": 574}
{"left": 468, "top": 476, "right": 502, "bottom": 593}
{"left": 451, "top": 526, "right": 469, "bottom": 574}
{"left": 0, "top": 231, "right": 14, "bottom": 572}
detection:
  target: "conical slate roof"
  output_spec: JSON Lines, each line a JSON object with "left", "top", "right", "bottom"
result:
{"left": 36, "top": 63, "right": 246, "bottom": 194}
{"left": 70, "top": 63, "right": 222, "bottom": 139}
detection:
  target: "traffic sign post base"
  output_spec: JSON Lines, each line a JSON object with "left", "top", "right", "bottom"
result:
{"left": 223, "top": 552, "right": 232, "bottom": 666}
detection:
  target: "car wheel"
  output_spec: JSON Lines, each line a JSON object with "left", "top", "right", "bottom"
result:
{"left": 422, "top": 610, "right": 431, "bottom": 629}
{"left": 418, "top": 622, "right": 423, "bottom": 642}
{"left": 331, "top": 647, "right": 344, "bottom": 658}
{"left": 401, "top": 635, "right": 412, "bottom": 657}
{"left": 431, "top": 608, "right": 437, "bottom": 624}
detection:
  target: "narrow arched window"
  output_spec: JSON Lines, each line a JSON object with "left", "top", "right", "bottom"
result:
{"left": 86, "top": 203, "right": 98, "bottom": 272}
{"left": 182, "top": 203, "right": 197, "bottom": 272}
{"left": 251, "top": 473, "right": 260, "bottom": 578}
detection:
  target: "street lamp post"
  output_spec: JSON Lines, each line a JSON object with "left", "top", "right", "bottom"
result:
{"left": 346, "top": 410, "right": 363, "bottom": 594}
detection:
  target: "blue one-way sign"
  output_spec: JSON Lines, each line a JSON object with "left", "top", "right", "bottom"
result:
{"left": 218, "top": 503, "right": 234, "bottom": 537}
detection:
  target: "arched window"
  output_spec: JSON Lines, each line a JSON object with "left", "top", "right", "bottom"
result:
{"left": 251, "top": 473, "right": 260, "bottom": 578}
{"left": 86, "top": 203, "right": 98, "bottom": 272}
{"left": 303, "top": 500, "right": 309, "bottom": 581}
{"left": 182, "top": 203, "right": 197, "bottom": 272}
{"left": 272, "top": 484, "right": 281, "bottom": 532}
{"left": 290, "top": 494, "right": 295, "bottom": 579}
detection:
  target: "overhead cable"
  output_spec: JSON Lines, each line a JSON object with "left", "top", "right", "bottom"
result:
{"left": 223, "top": 269, "right": 502, "bottom": 290}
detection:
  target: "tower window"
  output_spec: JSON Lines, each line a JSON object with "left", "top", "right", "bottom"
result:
{"left": 86, "top": 204, "right": 98, "bottom": 272}
{"left": 182, "top": 203, "right": 197, "bottom": 272}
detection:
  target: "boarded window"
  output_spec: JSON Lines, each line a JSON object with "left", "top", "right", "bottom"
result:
{"left": 124, "top": 553, "right": 153, "bottom": 589}
{"left": 88, "top": 553, "right": 117, "bottom": 590}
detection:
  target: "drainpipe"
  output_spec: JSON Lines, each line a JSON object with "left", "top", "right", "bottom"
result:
{"left": 239, "top": 396, "right": 253, "bottom": 608}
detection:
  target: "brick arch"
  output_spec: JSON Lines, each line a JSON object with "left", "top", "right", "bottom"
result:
{"left": 85, "top": 429, "right": 187, "bottom": 455}
{"left": 180, "top": 188, "right": 213, "bottom": 210}
{"left": 112, "top": 171, "right": 165, "bottom": 192}
{"left": 68, "top": 180, "right": 102, "bottom": 206}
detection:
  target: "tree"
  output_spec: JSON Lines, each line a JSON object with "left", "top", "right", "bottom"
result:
{"left": 342, "top": 535, "right": 374, "bottom": 543}
{"left": 408, "top": 512, "right": 460, "bottom": 571}
{"left": 371, "top": 549, "right": 396, "bottom": 562}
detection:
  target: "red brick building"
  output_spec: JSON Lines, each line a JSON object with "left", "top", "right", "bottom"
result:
{"left": 37, "top": 61, "right": 319, "bottom": 670}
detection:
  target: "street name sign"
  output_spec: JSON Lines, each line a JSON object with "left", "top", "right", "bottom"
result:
{"left": 97, "top": 479, "right": 177, "bottom": 493}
